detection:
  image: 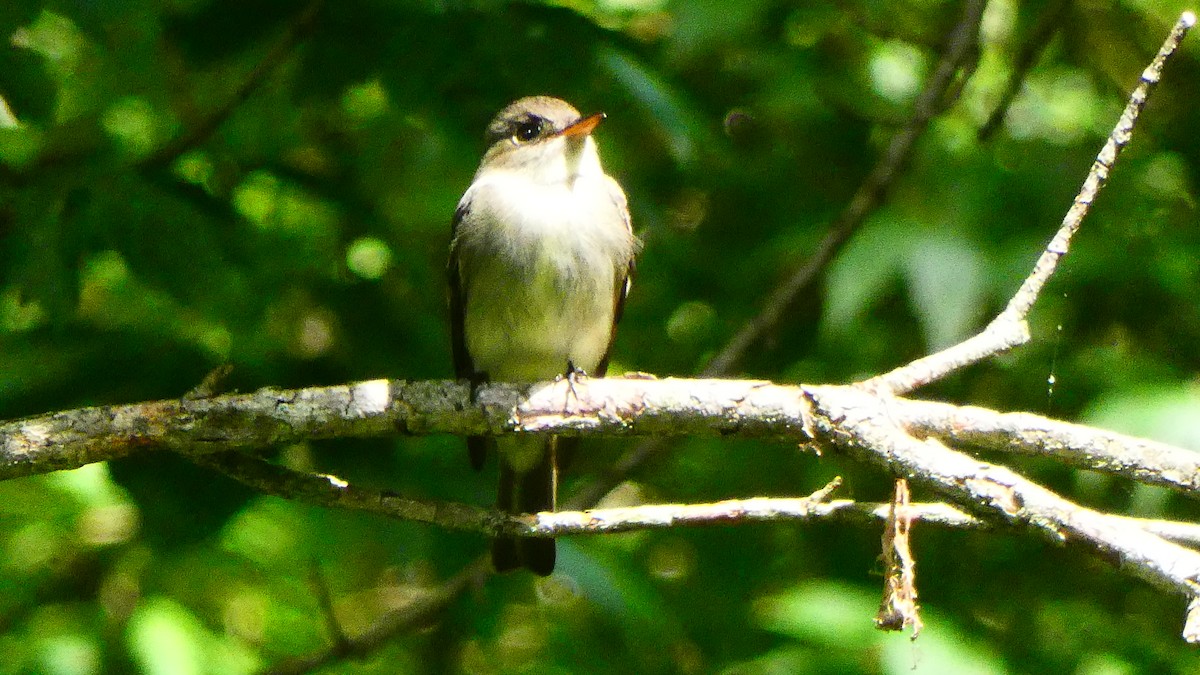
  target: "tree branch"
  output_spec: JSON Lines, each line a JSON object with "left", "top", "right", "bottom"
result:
{"left": 806, "top": 384, "right": 1200, "bottom": 641}
{"left": 262, "top": 557, "right": 491, "bottom": 675}
{"left": 0, "top": 377, "right": 811, "bottom": 481}
{"left": 139, "top": 0, "right": 325, "bottom": 170}
{"left": 977, "top": 0, "right": 1073, "bottom": 141}
{"left": 7, "top": 376, "right": 1200, "bottom": 501}
{"left": 565, "top": 0, "right": 989, "bottom": 516}
{"left": 705, "top": 0, "right": 988, "bottom": 376}
{"left": 11, "top": 370, "right": 1200, "bottom": 640}
{"left": 868, "top": 10, "right": 1196, "bottom": 395}
{"left": 195, "top": 450, "right": 1200, "bottom": 548}
{"left": 896, "top": 397, "right": 1200, "bottom": 494}
{"left": 4, "top": 5, "right": 1195, "bottom": 669}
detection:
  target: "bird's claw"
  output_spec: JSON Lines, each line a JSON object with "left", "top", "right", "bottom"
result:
{"left": 557, "top": 361, "right": 589, "bottom": 414}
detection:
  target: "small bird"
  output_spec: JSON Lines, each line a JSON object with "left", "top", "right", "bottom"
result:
{"left": 448, "top": 96, "right": 637, "bottom": 575}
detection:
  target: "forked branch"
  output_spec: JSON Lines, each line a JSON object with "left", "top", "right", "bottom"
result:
{"left": 868, "top": 11, "right": 1196, "bottom": 395}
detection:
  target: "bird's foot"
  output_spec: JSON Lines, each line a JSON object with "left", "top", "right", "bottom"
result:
{"left": 556, "top": 361, "right": 589, "bottom": 415}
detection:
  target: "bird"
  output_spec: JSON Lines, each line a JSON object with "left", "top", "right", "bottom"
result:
{"left": 448, "top": 96, "right": 637, "bottom": 575}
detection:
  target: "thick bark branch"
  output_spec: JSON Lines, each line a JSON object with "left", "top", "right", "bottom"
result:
{"left": 0, "top": 377, "right": 810, "bottom": 480}
{"left": 897, "top": 397, "right": 1200, "bottom": 493}
{"left": 5, "top": 377, "right": 1197, "bottom": 498}
{"left": 807, "top": 385, "right": 1200, "bottom": 641}
{"left": 2, "top": 8, "right": 1195, "bottom": 669}
{"left": 8, "top": 372, "right": 1200, "bottom": 639}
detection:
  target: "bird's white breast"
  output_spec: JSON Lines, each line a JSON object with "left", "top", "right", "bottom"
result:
{"left": 458, "top": 169, "right": 632, "bottom": 381}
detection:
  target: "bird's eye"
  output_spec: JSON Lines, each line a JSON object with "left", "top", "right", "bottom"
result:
{"left": 513, "top": 118, "right": 543, "bottom": 143}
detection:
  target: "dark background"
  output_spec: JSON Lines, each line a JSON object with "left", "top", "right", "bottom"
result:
{"left": 2, "top": 0, "right": 1200, "bottom": 672}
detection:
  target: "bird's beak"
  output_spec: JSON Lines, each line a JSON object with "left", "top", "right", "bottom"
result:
{"left": 558, "top": 112, "right": 606, "bottom": 138}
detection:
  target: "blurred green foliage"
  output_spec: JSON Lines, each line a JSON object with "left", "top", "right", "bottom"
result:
{"left": 2, "top": 0, "right": 1200, "bottom": 673}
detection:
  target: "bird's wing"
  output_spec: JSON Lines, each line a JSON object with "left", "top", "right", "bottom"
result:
{"left": 595, "top": 178, "right": 637, "bottom": 377}
{"left": 448, "top": 201, "right": 475, "bottom": 382}
{"left": 449, "top": 199, "right": 491, "bottom": 470}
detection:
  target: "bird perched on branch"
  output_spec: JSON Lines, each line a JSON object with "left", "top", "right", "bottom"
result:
{"left": 448, "top": 96, "right": 637, "bottom": 574}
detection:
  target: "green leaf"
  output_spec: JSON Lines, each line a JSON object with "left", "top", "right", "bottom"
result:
{"left": 1083, "top": 384, "right": 1200, "bottom": 451}
{"left": 820, "top": 210, "right": 911, "bottom": 341}
{"left": 127, "top": 597, "right": 259, "bottom": 675}
{"left": 754, "top": 581, "right": 880, "bottom": 645}
{"left": 755, "top": 581, "right": 1007, "bottom": 675}
{"left": 903, "top": 230, "right": 988, "bottom": 351}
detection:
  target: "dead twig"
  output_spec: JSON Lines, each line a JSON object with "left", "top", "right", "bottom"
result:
{"left": 867, "top": 11, "right": 1196, "bottom": 395}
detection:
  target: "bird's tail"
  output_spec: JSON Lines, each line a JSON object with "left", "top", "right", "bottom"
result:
{"left": 493, "top": 437, "right": 560, "bottom": 575}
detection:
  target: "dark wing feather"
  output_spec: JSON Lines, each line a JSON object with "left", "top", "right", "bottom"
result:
{"left": 448, "top": 202, "right": 474, "bottom": 382}
{"left": 594, "top": 183, "right": 636, "bottom": 377}
{"left": 449, "top": 201, "right": 491, "bottom": 471}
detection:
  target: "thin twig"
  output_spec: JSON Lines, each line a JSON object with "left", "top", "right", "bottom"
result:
{"left": 876, "top": 478, "right": 922, "bottom": 636}
{"left": 807, "top": 383, "right": 1200, "bottom": 642}
{"left": 704, "top": 0, "right": 988, "bottom": 376}
{"left": 978, "top": 0, "right": 1073, "bottom": 140}
{"left": 306, "top": 563, "right": 351, "bottom": 656}
{"left": 814, "top": 501, "right": 1200, "bottom": 548}
{"left": 198, "top": 450, "right": 844, "bottom": 537}
{"left": 262, "top": 557, "right": 491, "bottom": 675}
{"left": 139, "top": 0, "right": 325, "bottom": 169}
{"left": 196, "top": 450, "right": 1200, "bottom": 549}
{"left": 567, "top": 0, "right": 990, "bottom": 510}
{"left": 869, "top": 11, "right": 1196, "bottom": 394}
